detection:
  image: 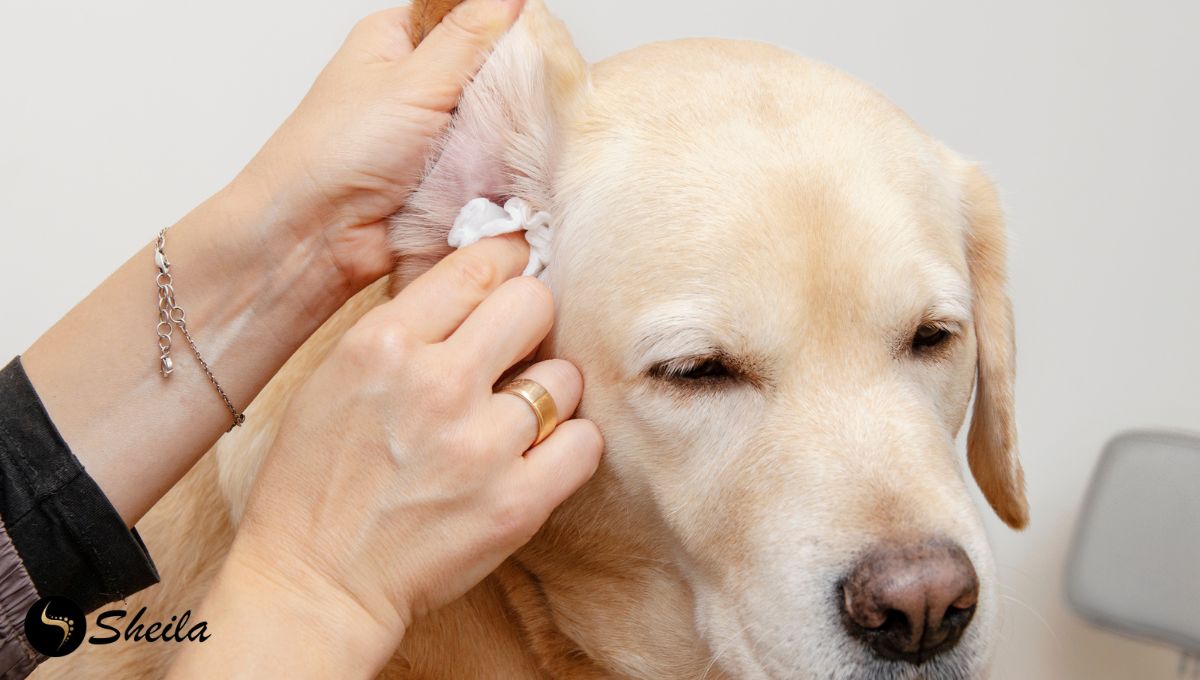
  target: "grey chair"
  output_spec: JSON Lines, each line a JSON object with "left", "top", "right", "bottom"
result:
{"left": 1065, "top": 430, "right": 1200, "bottom": 676}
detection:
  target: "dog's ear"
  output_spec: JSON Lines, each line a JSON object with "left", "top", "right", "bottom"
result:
{"left": 959, "top": 162, "right": 1028, "bottom": 530}
{"left": 389, "top": 0, "right": 588, "bottom": 289}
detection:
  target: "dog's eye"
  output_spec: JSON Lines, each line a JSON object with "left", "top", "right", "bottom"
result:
{"left": 649, "top": 356, "right": 733, "bottom": 383}
{"left": 911, "top": 323, "right": 952, "bottom": 351}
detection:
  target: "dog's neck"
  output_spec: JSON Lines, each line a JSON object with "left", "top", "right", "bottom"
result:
{"left": 391, "top": 465, "right": 718, "bottom": 679}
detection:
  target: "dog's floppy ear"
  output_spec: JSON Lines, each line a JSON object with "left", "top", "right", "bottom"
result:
{"left": 389, "top": 0, "right": 588, "bottom": 289}
{"left": 959, "top": 162, "right": 1028, "bottom": 530}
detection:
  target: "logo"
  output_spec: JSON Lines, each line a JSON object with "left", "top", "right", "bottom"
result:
{"left": 23, "top": 597, "right": 211, "bottom": 656}
{"left": 23, "top": 596, "right": 86, "bottom": 657}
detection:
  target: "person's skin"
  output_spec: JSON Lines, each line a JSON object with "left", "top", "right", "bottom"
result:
{"left": 22, "top": 0, "right": 536, "bottom": 525}
{"left": 168, "top": 237, "right": 602, "bottom": 678}
{"left": 22, "top": 0, "right": 604, "bottom": 675}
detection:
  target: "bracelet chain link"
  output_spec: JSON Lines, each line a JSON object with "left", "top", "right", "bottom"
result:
{"left": 155, "top": 228, "right": 245, "bottom": 431}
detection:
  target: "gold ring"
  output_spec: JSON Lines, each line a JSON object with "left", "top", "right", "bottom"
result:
{"left": 497, "top": 378, "right": 558, "bottom": 448}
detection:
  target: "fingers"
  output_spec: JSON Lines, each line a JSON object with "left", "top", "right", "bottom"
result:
{"left": 491, "top": 359, "right": 583, "bottom": 454}
{"left": 445, "top": 275, "right": 553, "bottom": 381}
{"left": 384, "top": 234, "right": 529, "bottom": 342}
{"left": 343, "top": 7, "right": 416, "bottom": 62}
{"left": 509, "top": 419, "right": 604, "bottom": 521}
{"left": 405, "top": 0, "right": 526, "bottom": 111}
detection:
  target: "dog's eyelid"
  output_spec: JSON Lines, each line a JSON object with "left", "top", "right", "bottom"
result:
{"left": 904, "top": 317, "right": 961, "bottom": 356}
{"left": 648, "top": 353, "right": 728, "bottom": 378}
{"left": 922, "top": 318, "right": 962, "bottom": 334}
{"left": 645, "top": 351, "right": 764, "bottom": 388}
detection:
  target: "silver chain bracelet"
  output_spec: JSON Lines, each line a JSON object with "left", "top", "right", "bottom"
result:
{"left": 155, "top": 228, "right": 245, "bottom": 431}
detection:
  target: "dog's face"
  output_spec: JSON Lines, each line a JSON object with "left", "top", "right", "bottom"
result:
{"left": 543, "top": 40, "right": 1022, "bottom": 679}
{"left": 391, "top": 3, "right": 1027, "bottom": 678}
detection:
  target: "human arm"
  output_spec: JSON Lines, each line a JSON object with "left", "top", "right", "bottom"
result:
{"left": 19, "top": 0, "right": 526, "bottom": 527}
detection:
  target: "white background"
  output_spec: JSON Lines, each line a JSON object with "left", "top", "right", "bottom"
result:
{"left": 1, "top": 1, "right": 1197, "bottom": 677}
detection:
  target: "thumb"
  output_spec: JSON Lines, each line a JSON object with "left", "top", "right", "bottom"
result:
{"left": 406, "top": 0, "right": 526, "bottom": 111}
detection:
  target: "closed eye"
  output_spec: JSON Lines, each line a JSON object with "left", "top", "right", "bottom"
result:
{"left": 910, "top": 322, "right": 956, "bottom": 354}
{"left": 648, "top": 355, "right": 735, "bottom": 383}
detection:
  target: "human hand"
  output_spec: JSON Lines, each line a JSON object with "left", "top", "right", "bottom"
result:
{"left": 195, "top": 235, "right": 601, "bottom": 675}
{"left": 235, "top": 0, "right": 525, "bottom": 290}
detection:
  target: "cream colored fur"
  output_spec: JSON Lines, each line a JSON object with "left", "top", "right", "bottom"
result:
{"left": 35, "top": 1, "right": 1023, "bottom": 678}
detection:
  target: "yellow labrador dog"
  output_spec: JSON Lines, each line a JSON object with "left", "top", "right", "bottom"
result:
{"left": 39, "top": 0, "right": 1026, "bottom": 678}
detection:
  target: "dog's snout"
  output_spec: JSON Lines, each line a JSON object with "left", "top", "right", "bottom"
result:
{"left": 839, "top": 540, "right": 979, "bottom": 664}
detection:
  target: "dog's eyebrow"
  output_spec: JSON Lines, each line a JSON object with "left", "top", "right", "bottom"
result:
{"left": 629, "top": 298, "right": 727, "bottom": 368}
{"left": 919, "top": 264, "right": 973, "bottom": 323}
{"left": 926, "top": 293, "right": 972, "bottom": 324}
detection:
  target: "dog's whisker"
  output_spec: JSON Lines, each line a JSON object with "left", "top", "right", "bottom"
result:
{"left": 748, "top": 626, "right": 796, "bottom": 676}
{"left": 999, "top": 593, "right": 1058, "bottom": 642}
{"left": 699, "top": 620, "right": 759, "bottom": 680}
{"left": 993, "top": 561, "right": 1039, "bottom": 581}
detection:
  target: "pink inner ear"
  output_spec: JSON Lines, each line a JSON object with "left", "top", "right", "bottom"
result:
{"left": 448, "top": 139, "right": 510, "bottom": 206}
{"left": 430, "top": 94, "right": 522, "bottom": 209}
{"left": 387, "top": 4, "right": 587, "bottom": 289}
{"left": 422, "top": 141, "right": 498, "bottom": 212}
{"left": 388, "top": 84, "right": 522, "bottom": 260}
{"left": 386, "top": 107, "right": 514, "bottom": 281}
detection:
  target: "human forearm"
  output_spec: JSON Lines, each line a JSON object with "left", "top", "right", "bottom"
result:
{"left": 22, "top": 173, "right": 359, "bottom": 525}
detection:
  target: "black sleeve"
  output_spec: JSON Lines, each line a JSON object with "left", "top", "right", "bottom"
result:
{"left": 0, "top": 357, "right": 159, "bottom": 613}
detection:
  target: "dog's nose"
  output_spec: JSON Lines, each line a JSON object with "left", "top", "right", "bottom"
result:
{"left": 839, "top": 540, "right": 979, "bottom": 664}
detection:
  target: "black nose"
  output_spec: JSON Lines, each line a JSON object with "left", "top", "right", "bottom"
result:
{"left": 839, "top": 540, "right": 979, "bottom": 664}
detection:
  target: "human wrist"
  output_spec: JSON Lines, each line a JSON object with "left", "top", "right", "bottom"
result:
{"left": 227, "top": 155, "right": 396, "bottom": 291}
{"left": 212, "top": 169, "right": 362, "bottom": 297}
{"left": 196, "top": 542, "right": 406, "bottom": 678}
{"left": 22, "top": 169, "right": 371, "bottom": 525}
{"left": 226, "top": 158, "right": 330, "bottom": 251}
{"left": 170, "top": 174, "right": 362, "bottom": 346}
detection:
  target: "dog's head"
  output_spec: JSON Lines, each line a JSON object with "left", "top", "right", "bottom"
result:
{"left": 395, "top": 2, "right": 1026, "bottom": 678}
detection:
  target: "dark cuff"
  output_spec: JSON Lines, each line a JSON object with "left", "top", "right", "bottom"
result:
{"left": 0, "top": 357, "right": 159, "bottom": 613}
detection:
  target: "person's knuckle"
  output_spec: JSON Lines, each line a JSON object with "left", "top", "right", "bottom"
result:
{"left": 346, "top": 18, "right": 377, "bottom": 44}
{"left": 576, "top": 419, "right": 605, "bottom": 457}
{"left": 340, "top": 322, "right": 413, "bottom": 370}
{"left": 377, "top": 327, "right": 415, "bottom": 360}
{"left": 351, "top": 10, "right": 390, "bottom": 36}
{"left": 490, "top": 494, "right": 534, "bottom": 541}
{"left": 339, "top": 325, "right": 370, "bottom": 355}
{"left": 440, "top": 5, "right": 494, "bottom": 43}
{"left": 544, "top": 359, "right": 583, "bottom": 393}
{"left": 452, "top": 252, "right": 502, "bottom": 297}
